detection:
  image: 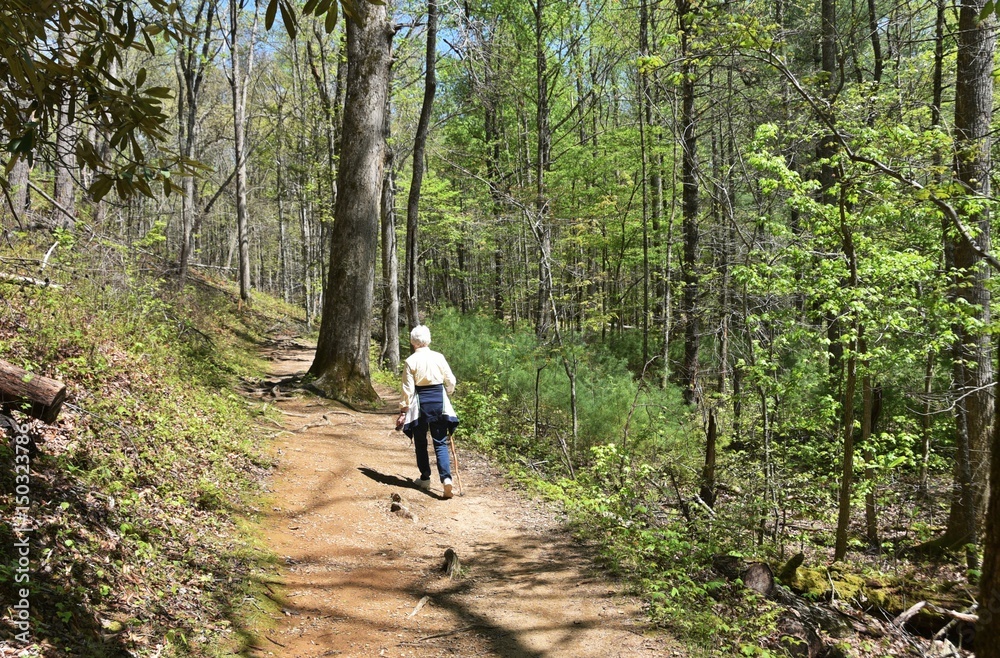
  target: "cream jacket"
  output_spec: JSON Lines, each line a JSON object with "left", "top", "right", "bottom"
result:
{"left": 400, "top": 347, "right": 457, "bottom": 410}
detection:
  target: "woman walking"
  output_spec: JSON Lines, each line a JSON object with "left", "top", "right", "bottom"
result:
{"left": 396, "top": 325, "right": 460, "bottom": 498}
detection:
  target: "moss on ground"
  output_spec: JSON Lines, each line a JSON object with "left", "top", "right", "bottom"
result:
{"left": 787, "top": 563, "right": 972, "bottom": 615}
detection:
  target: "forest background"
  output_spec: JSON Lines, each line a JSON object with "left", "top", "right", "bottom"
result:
{"left": 4, "top": 0, "right": 1000, "bottom": 655}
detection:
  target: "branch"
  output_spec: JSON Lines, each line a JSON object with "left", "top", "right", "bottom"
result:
{"left": 0, "top": 272, "right": 62, "bottom": 289}
{"left": 26, "top": 180, "right": 74, "bottom": 225}
{"left": 748, "top": 45, "right": 1000, "bottom": 273}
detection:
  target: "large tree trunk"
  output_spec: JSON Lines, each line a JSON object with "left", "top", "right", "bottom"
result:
{"left": 308, "top": 4, "right": 393, "bottom": 407}
{"left": 404, "top": 0, "right": 438, "bottom": 330}
{"left": 942, "top": 0, "right": 994, "bottom": 563}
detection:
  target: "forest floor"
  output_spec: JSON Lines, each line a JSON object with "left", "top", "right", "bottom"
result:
{"left": 249, "top": 340, "right": 684, "bottom": 658}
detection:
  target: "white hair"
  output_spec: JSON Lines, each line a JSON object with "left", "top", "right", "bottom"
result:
{"left": 410, "top": 325, "right": 432, "bottom": 347}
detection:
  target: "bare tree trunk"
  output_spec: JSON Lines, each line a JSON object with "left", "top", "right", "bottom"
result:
{"left": 834, "top": 353, "right": 857, "bottom": 561}
{"left": 5, "top": 156, "right": 29, "bottom": 228}
{"left": 308, "top": 3, "right": 393, "bottom": 407}
{"left": 701, "top": 408, "right": 717, "bottom": 507}
{"left": 405, "top": 0, "right": 438, "bottom": 330}
{"left": 299, "top": 199, "right": 313, "bottom": 329}
{"left": 834, "top": 194, "right": 859, "bottom": 563}
{"left": 533, "top": 0, "right": 553, "bottom": 340}
{"left": 381, "top": 86, "right": 400, "bottom": 371}
{"left": 228, "top": 1, "right": 257, "bottom": 306}
{"left": 639, "top": 0, "right": 651, "bottom": 365}
{"left": 53, "top": 24, "right": 76, "bottom": 230}
{"left": 484, "top": 45, "right": 504, "bottom": 321}
{"left": 979, "top": 330, "right": 1000, "bottom": 656}
{"left": 862, "top": 373, "right": 879, "bottom": 547}
{"left": 865, "top": 0, "right": 883, "bottom": 84}
{"left": 177, "top": 0, "right": 217, "bottom": 281}
{"left": 678, "top": 0, "right": 699, "bottom": 404}
{"left": 917, "top": 0, "right": 945, "bottom": 500}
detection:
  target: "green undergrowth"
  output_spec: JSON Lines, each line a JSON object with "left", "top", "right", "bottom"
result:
{"left": 0, "top": 241, "right": 303, "bottom": 657}
{"left": 382, "top": 310, "right": 956, "bottom": 655}
{"left": 423, "top": 309, "right": 786, "bottom": 656}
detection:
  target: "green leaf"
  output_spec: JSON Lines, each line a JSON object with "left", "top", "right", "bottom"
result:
{"left": 4, "top": 153, "right": 21, "bottom": 174}
{"left": 89, "top": 176, "right": 114, "bottom": 202}
{"left": 143, "top": 29, "right": 157, "bottom": 56}
{"left": 280, "top": 0, "right": 298, "bottom": 39}
{"left": 265, "top": 0, "right": 279, "bottom": 30}
{"left": 144, "top": 87, "right": 173, "bottom": 99}
{"left": 324, "top": 0, "right": 338, "bottom": 32}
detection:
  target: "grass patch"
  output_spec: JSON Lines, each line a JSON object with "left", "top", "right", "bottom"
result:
{"left": 0, "top": 240, "right": 304, "bottom": 656}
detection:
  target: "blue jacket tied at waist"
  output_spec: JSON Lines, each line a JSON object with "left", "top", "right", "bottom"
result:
{"left": 402, "top": 384, "right": 459, "bottom": 437}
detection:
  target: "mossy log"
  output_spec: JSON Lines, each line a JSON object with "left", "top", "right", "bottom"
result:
{"left": 777, "top": 551, "right": 805, "bottom": 584}
{"left": 788, "top": 564, "right": 974, "bottom": 637}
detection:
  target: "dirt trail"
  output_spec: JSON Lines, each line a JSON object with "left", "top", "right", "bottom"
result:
{"left": 254, "top": 344, "right": 680, "bottom": 658}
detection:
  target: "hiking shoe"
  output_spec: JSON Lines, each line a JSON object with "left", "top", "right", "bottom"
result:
{"left": 417, "top": 478, "right": 431, "bottom": 491}
{"left": 443, "top": 478, "right": 454, "bottom": 499}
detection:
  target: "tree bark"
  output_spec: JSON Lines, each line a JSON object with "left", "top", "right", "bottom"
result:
{"left": 639, "top": 0, "right": 651, "bottom": 366}
{"left": 228, "top": 1, "right": 257, "bottom": 306}
{"left": 942, "top": 0, "right": 994, "bottom": 561}
{"left": 177, "top": 0, "right": 216, "bottom": 282}
{"left": 405, "top": 0, "right": 438, "bottom": 330}
{"left": 678, "top": 0, "right": 699, "bottom": 404}
{"left": 862, "top": 374, "right": 879, "bottom": 547}
{"left": 381, "top": 84, "right": 400, "bottom": 372}
{"left": 701, "top": 408, "right": 718, "bottom": 507}
{"left": 308, "top": 3, "right": 393, "bottom": 407}
{"left": 5, "top": 155, "right": 29, "bottom": 228}
{"left": 53, "top": 24, "right": 76, "bottom": 230}
{"left": 533, "top": 0, "right": 554, "bottom": 340}
{"left": 979, "top": 332, "right": 1000, "bottom": 656}
{"left": 834, "top": 348, "right": 857, "bottom": 562}
{"left": 834, "top": 193, "right": 859, "bottom": 563}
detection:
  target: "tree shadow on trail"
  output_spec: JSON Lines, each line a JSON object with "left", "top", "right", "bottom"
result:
{"left": 357, "top": 466, "right": 443, "bottom": 498}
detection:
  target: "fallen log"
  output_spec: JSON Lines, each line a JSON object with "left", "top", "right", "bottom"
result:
{"left": 776, "top": 614, "right": 823, "bottom": 658}
{"left": 0, "top": 359, "right": 66, "bottom": 423}
{"left": 743, "top": 562, "right": 776, "bottom": 597}
{"left": 893, "top": 601, "right": 927, "bottom": 627}
{"left": 0, "top": 272, "right": 62, "bottom": 289}
{"left": 777, "top": 552, "right": 805, "bottom": 585}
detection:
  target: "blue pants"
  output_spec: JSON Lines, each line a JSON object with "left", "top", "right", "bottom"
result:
{"left": 412, "top": 421, "right": 452, "bottom": 482}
